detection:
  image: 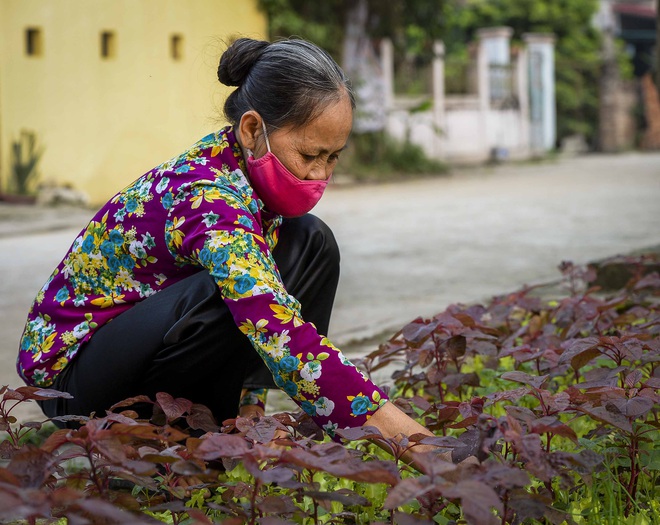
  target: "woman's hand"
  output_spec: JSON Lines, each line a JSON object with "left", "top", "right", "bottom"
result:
{"left": 238, "top": 402, "right": 291, "bottom": 449}
{"left": 363, "top": 401, "right": 446, "bottom": 471}
{"left": 238, "top": 403, "right": 265, "bottom": 419}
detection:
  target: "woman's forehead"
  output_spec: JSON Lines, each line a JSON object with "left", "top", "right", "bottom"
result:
{"left": 283, "top": 98, "right": 353, "bottom": 150}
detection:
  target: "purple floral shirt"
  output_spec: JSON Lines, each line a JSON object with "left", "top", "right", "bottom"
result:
{"left": 17, "top": 127, "right": 387, "bottom": 435}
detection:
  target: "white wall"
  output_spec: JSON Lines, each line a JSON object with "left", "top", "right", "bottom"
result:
{"left": 380, "top": 29, "right": 556, "bottom": 165}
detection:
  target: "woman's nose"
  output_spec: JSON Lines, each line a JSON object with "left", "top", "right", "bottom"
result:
{"left": 307, "top": 164, "right": 330, "bottom": 181}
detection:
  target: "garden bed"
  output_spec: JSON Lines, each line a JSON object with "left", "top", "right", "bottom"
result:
{"left": 0, "top": 252, "right": 658, "bottom": 524}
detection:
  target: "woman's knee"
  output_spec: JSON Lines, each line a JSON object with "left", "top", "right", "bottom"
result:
{"left": 281, "top": 214, "right": 340, "bottom": 267}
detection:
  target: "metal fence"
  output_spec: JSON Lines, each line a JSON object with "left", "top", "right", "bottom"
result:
{"left": 489, "top": 63, "right": 519, "bottom": 108}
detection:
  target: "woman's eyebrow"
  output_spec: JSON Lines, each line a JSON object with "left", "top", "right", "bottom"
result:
{"left": 311, "top": 144, "right": 348, "bottom": 155}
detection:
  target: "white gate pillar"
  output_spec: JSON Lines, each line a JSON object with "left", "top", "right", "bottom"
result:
{"left": 523, "top": 33, "right": 556, "bottom": 152}
{"left": 432, "top": 40, "right": 447, "bottom": 160}
{"left": 380, "top": 38, "right": 395, "bottom": 112}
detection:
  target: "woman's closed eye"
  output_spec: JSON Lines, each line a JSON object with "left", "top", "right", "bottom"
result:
{"left": 300, "top": 151, "right": 341, "bottom": 165}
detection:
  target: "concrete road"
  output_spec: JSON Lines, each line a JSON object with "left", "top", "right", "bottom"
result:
{"left": 1, "top": 152, "right": 659, "bottom": 421}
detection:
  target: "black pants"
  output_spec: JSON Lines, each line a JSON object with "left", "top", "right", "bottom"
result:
{"left": 39, "top": 214, "right": 340, "bottom": 426}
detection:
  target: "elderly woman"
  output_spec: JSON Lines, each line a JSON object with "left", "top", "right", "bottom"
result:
{"left": 18, "top": 37, "right": 433, "bottom": 460}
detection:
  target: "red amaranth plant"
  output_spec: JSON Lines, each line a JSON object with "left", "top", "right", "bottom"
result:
{"left": 0, "top": 253, "right": 658, "bottom": 524}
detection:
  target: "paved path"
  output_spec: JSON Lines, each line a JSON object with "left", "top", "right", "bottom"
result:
{"left": 318, "top": 152, "right": 660, "bottom": 342}
{"left": 1, "top": 152, "right": 659, "bottom": 420}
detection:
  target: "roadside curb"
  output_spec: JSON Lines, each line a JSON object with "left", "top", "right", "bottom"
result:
{"left": 0, "top": 203, "right": 92, "bottom": 239}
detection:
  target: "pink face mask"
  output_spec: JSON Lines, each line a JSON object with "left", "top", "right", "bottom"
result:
{"left": 247, "top": 121, "right": 329, "bottom": 218}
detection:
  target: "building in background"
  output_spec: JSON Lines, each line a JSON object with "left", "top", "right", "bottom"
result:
{"left": 381, "top": 28, "right": 557, "bottom": 164}
{"left": 596, "top": 0, "right": 657, "bottom": 77}
{"left": 0, "top": 0, "right": 267, "bottom": 204}
{"left": 594, "top": 0, "right": 658, "bottom": 151}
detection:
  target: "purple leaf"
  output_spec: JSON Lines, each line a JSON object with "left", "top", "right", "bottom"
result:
{"left": 242, "top": 455, "right": 294, "bottom": 484}
{"left": 446, "top": 335, "right": 467, "bottom": 358}
{"left": 606, "top": 396, "right": 654, "bottom": 419}
{"left": 579, "top": 405, "right": 633, "bottom": 433}
{"left": 50, "top": 414, "right": 90, "bottom": 425}
{"left": 257, "top": 495, "right": 298, "bottom": 513}
{"left": 634, "top": 272, "right": 660, "bottom": 290}
{"left": 479, "top": 464, "right": 530, "bottom": 490}
{"left": 531, "top": 416, "right": 578, "bottom": 443}
{"left": 137, "top": 445, "right": 181, "bottom": 463}
{"left": 74, "top": 498, "right": 160, "bottom": 524}
{"left": 433, "top": 311, "right": 467, "bottom": 329}
{"left": 417, "top": 349, "right": 435, "bottom": 367}
{"left": 0, "top": 440, "right": 17, "bottom": 460}
{"left": 559, "top": 338, "right": 602, "bottom": 369}
{"left": 414, "top": 435, "right": 462, "bottom": 450}
{"left": 576, "top": 366, "right": 622, "bottom": 389}
{"left": 0, "top": 485, "right": 50, "bottom": 521}
{"left": 6, "top": 446, "right": 54, "bottom": 488}
{"left": 41, "top": 428, "right": 74, "bottom": 454}
{"left": 443, "top": 372, "right": 480, "bottom": 391}
{"left": 110, "top": 470, "right": 160, "bottom": 492}
{"left": 402, "top": 318, "right": 439, "bottom": 344}
{"left": 245, "top": 416, "right": 288, "bottom": 444}
{"left": 451, "top": 427, "right": 484, "bottom": 463}
{"left": 442, "top": 479, "right": 502, "bottom": 525}
{"left": 104, "top": 412, "right": 140, "bottom": 425}
{"left": 624, "top": 369, "right": 643, "bottom": 388}
{"left": 540, "top": 390, "right": 571, "bottom": 413}
{"left": 517, "top": 434, "right": 556, "bottom": 482}
{"left": 100, "top": 422, "right": 189, "bottom": 443}
{"left": 505, "top": 405, "right": 537, "bottom": 424}
{"left": 501, "top": 371, "right": 548, "bottom": 389}
{"left": 280, "top": 445, "right": 400, "bottom": 485}
{"left": 155, "top": 392, "right": 193, "bottom": 421}
{"left": 507, "top": 489, "right": 551, "bottom": 522}
{"left": 383, "top": 476, "right": 433, "bottom": 509}
{"left": 335, "top": 425, "right": 385, "bottom": 442}
{"left": 186, "top": 403, "right": 220, "bottom": 433}
{"left": 413, "top": 451, "right": 459, "bottom": 477}
{"left": 12, "top": 386, "right": 73, "bottom": 401}
{"left": 194, "top": 433, "right": 251, "bottom": 459}
{"left": 109, "top": 395, "right": 154, "bottom": 412}
{"left": 644, "top": 377, "right": 660, "bottom": 388}
{"left": 170, "top": 459, "right": 209, "bottom": 476}
{"left": 486, "top": 387, "right": 528, "bottom": 404}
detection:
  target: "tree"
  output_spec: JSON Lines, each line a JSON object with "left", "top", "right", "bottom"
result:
{"left": 258, "top": 0, "right": 619, "bottom": 148}
{"left": 257, "top": 0, "right": 451, "bottom": 134}
{"left": 450, "top": 0, "right": 609, "bottom": 147}
{"left": 257, "top": 0, "right": 451, "bottom": 64}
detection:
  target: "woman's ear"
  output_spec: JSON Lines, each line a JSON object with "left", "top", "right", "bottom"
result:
{"left": 237, "top": 111, "right": 263, "bottom": 152}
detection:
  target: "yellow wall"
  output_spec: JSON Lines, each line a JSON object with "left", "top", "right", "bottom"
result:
{"left": 0, "top": 0, "right": 267, "bottom": 204}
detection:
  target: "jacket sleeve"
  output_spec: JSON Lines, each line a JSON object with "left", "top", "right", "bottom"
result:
{"left": 166, "top": 179, "right": 388, "bottom": 437}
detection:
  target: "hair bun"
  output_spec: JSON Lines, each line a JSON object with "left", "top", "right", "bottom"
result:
{"left": 217, "top": 38, "right": 270, "bottom": 87}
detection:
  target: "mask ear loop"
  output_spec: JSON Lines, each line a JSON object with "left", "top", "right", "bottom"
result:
{"left": 246, "top": 118, "right": 271, "bottom": 158}
{"left": 261, "top": 119, "right": 272, "bottom": 153}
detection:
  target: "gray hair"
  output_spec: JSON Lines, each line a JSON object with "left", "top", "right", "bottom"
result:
{"left": 218, "top": 37, "right": 355, "bottom": 130}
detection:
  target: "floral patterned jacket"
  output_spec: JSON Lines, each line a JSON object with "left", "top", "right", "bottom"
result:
{"left": 17, "top": 127, "right": 387, "bottom": 436}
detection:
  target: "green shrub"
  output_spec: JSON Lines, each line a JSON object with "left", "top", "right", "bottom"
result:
{"left": 10, "top": 130, "right": 44, "bottom": 196}
{"left": 340, "top": 130, "right": 448, "bottom": 181}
